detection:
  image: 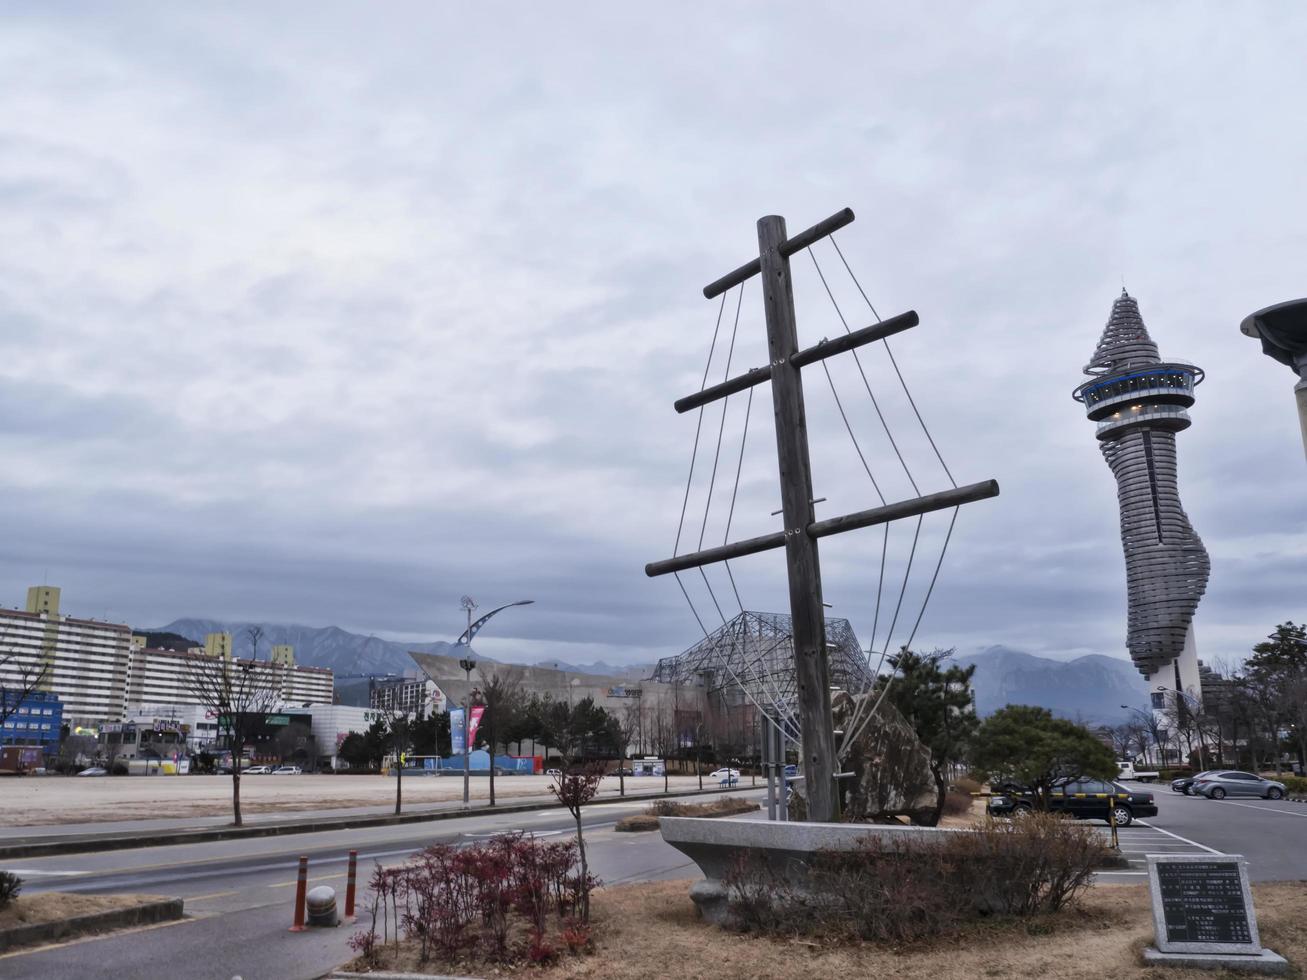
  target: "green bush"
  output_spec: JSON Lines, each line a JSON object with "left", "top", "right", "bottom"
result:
{"left": 1158, "top": 769, "right": 1192, "bottom": 781}
{"left": 1281, "top": 775, "right": 1307, "bottom": 794}
{"left": 0, "top": 871, "right": 22, "bottom": 910}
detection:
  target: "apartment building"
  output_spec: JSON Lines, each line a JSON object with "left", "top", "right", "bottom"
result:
{"left": 0, "top": 587, "right": 133, "bottom": 727}
{"left": 0, "top": 588, "right": 334, "bottom": 727}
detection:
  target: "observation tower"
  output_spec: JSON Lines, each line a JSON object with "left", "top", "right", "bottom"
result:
{"left": 1073, "top": 291, "right": 1210, "bottom": 712}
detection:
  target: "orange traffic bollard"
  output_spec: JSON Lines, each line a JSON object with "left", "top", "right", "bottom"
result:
{"left": 344, "top": 849, "right": 358, "bottom": 922}
{"left": 289, "top": 855, "right": 308, "bottom": 932}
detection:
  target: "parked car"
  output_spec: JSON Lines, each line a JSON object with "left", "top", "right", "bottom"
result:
{"left": 545, "top": 768, "right": 561, "bottom": 778}
{"left": 1116, "top": 760, "right": 1160, "bottom": 782}
{"left": 1191, "top": 771, "right": 1286, "bottom": 800}
{"left": 76, "top": 766, "right": 107, "bottom": 777}
{"left": 611, "top": 767, "right": 634, "bottom": 777}
{"left": 272, "top": 765, "right": 302, "bottom": 775}
{"left": 987, "top": 778, "right": 1157, "bottom": 826}
{"left": 1171, "top": 770, "right": 1216, "bottom": 795}
{"left": 709, "top": 768, "right": 740, "bottom": 780}
{"left": 783, "top": 764, "right": 798, "bottom": 778}
{"left": 242, "top": 765, "right": 272, "bottom": 775}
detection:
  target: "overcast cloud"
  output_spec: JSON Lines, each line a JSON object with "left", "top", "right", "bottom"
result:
{"left": 1, "top": 3, "right": 1304, "bottom": 670}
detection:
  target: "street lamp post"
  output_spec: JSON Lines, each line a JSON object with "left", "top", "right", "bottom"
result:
{"left": 1158, "top": 686, "right": 1207, "bottom": 771}
{"left": 460, "top": 655, "right": 475, "bottom": 810}
{"left": 1240, "top": 299, "right": 1307, "bottom": 462}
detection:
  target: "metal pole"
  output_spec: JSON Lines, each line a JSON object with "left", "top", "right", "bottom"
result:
{"left": 757, "top": 214, "right": 838, "bottom": 823}
{"left": 764, "top": 722, "right": 777, "bottom": 821}
{"left": 776, "top": 726, "right": 789, "bottom": 823}
{"left": 289, "top": 855, "right": 308, "bottom": 932}
{"left": 344, "top": 849, "right": 357, "bottom": 922}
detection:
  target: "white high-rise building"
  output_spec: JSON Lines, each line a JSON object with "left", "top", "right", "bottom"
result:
{"left": 0, "top": 587, "right": 133, "bottom": 728}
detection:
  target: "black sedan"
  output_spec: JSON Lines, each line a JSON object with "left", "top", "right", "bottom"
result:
{"left": 987, "top": 778, "right": 1157, "bottom": 826}
{"left": 1170, "top": 771, "right": 1216, "bottom": 795}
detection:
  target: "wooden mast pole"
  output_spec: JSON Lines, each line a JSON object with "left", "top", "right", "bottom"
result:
{"left": 756, "top": 214, "right": 839, "bottom": 823}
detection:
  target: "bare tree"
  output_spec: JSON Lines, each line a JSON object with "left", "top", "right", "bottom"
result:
{"left": 185, "top": 649, "right": 281, "bottom": 826}
{"left": 374, "top": 689, "right": 428, "bottom": 816}
{"left": 0, "top": 627, "right": 50, "bottom": 731}
{"left": 478, "top": 666, "right": 524, "bottom": 807}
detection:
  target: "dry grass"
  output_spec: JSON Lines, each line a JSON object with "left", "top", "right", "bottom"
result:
{"left": 515, "top": 880, "right": 1307, "bottom": 980}
{"left": 615, "top": 796, "right": 760, "bottom": 832}
{"left": 0, "top": 892, "right": 158, "bottom": 931}
{"left": 340, "top": 877, "right": 1307, "bottom": 978}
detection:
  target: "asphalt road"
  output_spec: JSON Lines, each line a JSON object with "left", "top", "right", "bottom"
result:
{"left": 2, "top": 791, "right": 735, "bottom": 980}
{"left": 2, "top": 784, "right": 1302, "bottom": 979}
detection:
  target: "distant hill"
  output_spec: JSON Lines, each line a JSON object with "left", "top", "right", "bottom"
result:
{"left": 149, "top": 618, "right": 466, "bottom": 678}
{"left": 132, "top": 630, "right": 198, "bottom": 652}
{"left": 956, "top": 646, "right": 1150, "bottom": 724}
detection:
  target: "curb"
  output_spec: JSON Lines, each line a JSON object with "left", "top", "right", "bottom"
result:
{"left": 0, "top": 897, "right": 184, "bottom": 953}
{"left": 327, "top": 973, "right": 483, "bottom": 980}
{"left": 0, "top": 785, "right": 751, "bottom": 860}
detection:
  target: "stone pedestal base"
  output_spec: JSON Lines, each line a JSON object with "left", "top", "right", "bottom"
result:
{"left": 1143, "top": 947, "right": 1289, "bottom": 974}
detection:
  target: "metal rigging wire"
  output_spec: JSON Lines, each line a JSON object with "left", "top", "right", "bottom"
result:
{"left": 829, "top": 233, "right": 957, "bottom": 489}
{"left": 804, "top": 243, "right": 963, "bottom": 757}
{"left": 672, "top": 291, "right": 728, "bottom": 637}
{"left": 693, "top": 285, "right": 746, "bottom": 626}
{"left": 806, "top": 248, "right": 920, "bottom": 496}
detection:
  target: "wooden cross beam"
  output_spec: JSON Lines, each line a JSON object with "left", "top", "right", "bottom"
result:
{"left": 648, "top": 207, "right": 1000, "bottom": 824}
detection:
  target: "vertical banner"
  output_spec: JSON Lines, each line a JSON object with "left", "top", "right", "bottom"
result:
{"left": 468, "top": 705, "right": 485, "bottom": 748}
{"left": 450, "top": 707, "right": 466, "bottom": 755}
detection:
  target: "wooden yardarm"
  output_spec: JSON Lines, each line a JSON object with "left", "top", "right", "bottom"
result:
{"left": 646, "top": 208, "right": 999, "bottom": 823}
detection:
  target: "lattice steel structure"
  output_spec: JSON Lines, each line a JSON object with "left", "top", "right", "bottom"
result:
{"left": 649, "top": 611, "right": 875, "bottom": 734}
{"left": 1073, "top": 292, "right": 1210, "bottom": 688}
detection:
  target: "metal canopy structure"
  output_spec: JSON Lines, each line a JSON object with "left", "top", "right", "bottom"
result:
{"left": 649, "top": 611, "right": 874, "bottom": 738}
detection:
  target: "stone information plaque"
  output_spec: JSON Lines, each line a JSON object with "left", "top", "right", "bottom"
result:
{"left": 1155, "top": 859, "right": 1254, "bottom": 948}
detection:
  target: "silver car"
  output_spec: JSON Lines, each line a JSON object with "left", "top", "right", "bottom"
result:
{"left": 1192, "top": 770, "right": 1286, "bottom": 800}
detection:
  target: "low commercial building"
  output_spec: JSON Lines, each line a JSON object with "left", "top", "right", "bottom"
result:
{"left": 0, "top": 689, "right": 64, "bottom": 749}
{"left": 305, "top": 703, "right": 384, "bottom": 769}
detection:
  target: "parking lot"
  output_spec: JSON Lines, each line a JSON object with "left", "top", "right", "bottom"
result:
{"left": 1094, "top": 780, "right": 1307, "bottom": 882}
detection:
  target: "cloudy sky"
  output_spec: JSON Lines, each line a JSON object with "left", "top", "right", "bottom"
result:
{"left": 2, "top": 4, "right": 1304, "bottom": 671}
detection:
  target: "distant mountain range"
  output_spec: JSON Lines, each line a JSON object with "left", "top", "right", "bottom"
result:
{"left": 955, "top": 646, "right": 1150, "bottom": 724}
{"left": 148, "top": 619, "right": 654, "bottom": 682}
{"left": 148, "top": 619, "right": 1147, "bottom": 724}
{"left": 150, "top": 618, "right": 461, "bottom": 677}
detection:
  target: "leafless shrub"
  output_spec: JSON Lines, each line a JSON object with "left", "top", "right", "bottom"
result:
{"left": 724, "top": 813, "right": 1108, "bottom": 943}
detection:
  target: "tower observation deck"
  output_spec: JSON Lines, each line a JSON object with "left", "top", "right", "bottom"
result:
{"left": 1073, "top": 292, "right": 1210, "bottom": 699}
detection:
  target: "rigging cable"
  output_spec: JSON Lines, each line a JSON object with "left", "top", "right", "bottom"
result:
{"left": 806, "top": 244, "right": 945, "bottom": 756}
{"left": 671, "top": 290, "right": 728, "bottom": 637}
{"left": 694, "top": 284, "right": 746, "bottom": 626}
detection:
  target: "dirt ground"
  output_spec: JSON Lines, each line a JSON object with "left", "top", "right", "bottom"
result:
{"left": 400, "top": 879, "right": 1303, "bottom": 980}
{"left": 615, "top": 796, "right": 761, "bottom": 831}
{"left": 0, "top": 773, "right": 713, "bottom": 826}
{"left": 0, "top": 893, "right": 156, "bottom": 930}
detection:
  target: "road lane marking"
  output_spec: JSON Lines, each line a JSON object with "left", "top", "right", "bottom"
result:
{"left": 1, "top": 869, "right": 83, "bottom": 876}
{"left": 270, "top": 871, "right": 348, "bottom": 889}
{"left": 1135, "top": 821, "right": 1223, "bottom": 854}
{"left": 1214, "top": 800, "right": 1307, "bottom": 818}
